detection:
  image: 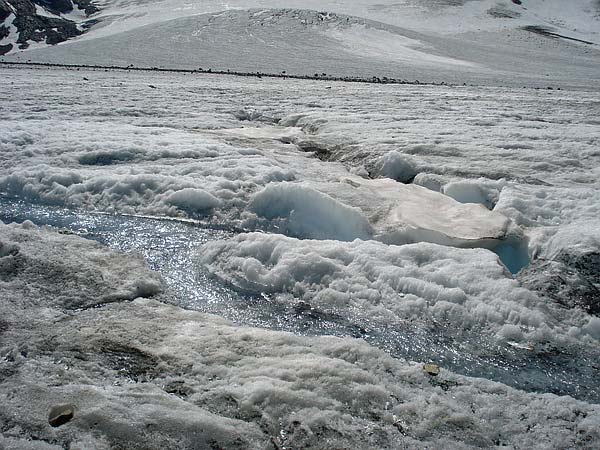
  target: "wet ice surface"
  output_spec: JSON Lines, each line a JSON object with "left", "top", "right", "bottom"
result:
{"left": 1, "top": 67, "right": 599, "bottom": 411}
{"left": 0, "top": 197, "right": 242, "bottom": 316}
{"left": 2, "top": 196, "right": 598, "bottom": 404}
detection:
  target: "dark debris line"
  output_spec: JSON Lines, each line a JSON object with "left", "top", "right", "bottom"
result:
{"left": 0, "top": 60, "right": 448, "bottom": 86}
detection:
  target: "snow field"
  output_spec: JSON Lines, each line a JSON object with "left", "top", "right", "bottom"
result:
{"left": 1, "top": 67, "right": 600, "bottom": 402}
{"left": 1, "top": 67, "right": 599, "bottom": 285}
{"left": 1, "top": 67, "right": 598, "bottom": 262}
{"left": 1, "top": 220, "right": 599, "bottom": 449}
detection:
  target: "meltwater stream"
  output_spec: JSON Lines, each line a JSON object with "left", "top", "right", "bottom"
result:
{"left": 1, "top": 197, "right": 598, "bottom": 404}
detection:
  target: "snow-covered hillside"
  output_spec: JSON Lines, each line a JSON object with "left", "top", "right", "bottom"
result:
{"left": 1, "top": 0, "right": 599, "bottom": 86}
{"left": 0, "top": 0, "right": 98, "bottom": 55}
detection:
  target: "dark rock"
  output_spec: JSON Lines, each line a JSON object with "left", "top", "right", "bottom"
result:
{"left": 519, "top": 251, "right": 600, "bottom": 316}
{"left": 36, "top": 0, "right": 73, "bottom": 15}
{"left": 558, "top": 250, "right": 600, "bottom": 288}
{"left": 0, "top": 2, "right": 9, "bottom": 15}
{"left": 80, "top": 18, "right": 98, "bottom": 29}
{"left": 521, "top": 25, "right": 595, "bottom": 45}
{"left": 296, "top": 140, "right": 332, "bottom": 161}
{"left": 48, "top": 404, "right": 75, "bottom": 427}
{"left": 73, "top": 0, "right": 99, "bottom": 16}
{"left": 0, "top": 0, "right": 10, "bottom": 23}
{"left": 487, "top": 6, "right": 520, "bottom": 19}
{"left": 14, "top": 10, "right": 82, "bottom": 45}
{"left": 164, "top": 380, "right": 193, "bottom": 398}
{"left": 0, "top": 245, "right": 23, "bottom": 282}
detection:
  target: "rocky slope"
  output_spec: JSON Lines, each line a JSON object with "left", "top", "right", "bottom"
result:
{"left": 0, "top": 0, "right": 99, "bottom": 55}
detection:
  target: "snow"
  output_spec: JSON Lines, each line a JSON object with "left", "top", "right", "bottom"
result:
{"left": 324, "top": 24, "right": 477, "bottom": 68}
{"left": 165, "top": 187, "right": 222, "bottom": 212}
{"left": 0, "top": 68, "right": 516, "bottom": 251}
{"left": 541, "top": 219, "right": 600, "bottom": 260}
{"left": 1, "top": 13, "right": 18, "bottom": 50}
{"left": 441, "top": 178, "right": 506, "bottom": 209}
{"left": 1, "top": 219, "right": 599, "bottom": 449}
{"left": 250, "top": 182, "right": 372, "bottom": 241}
{"left": 199, "top": 232, "right": 594, "bottom": 346}
{"left": 1, "top": 15, "right": 600, "bottom": 443}
{"left": 0, "top": 67, "right": 598, "bottom": 259}
{"left": 3, "top": 2, "right": 599, "bottom": 87}
{"left": 34, "top": 5, "right": 61, "bottom": 19}
{"left": 41, "top": 0, "right": 600, "bottom": 44}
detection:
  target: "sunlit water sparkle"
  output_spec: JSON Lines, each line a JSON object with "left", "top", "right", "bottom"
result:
{"left": 1, "top": 196, "right": 598, "bottom": 403}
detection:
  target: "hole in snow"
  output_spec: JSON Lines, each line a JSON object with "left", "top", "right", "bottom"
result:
{"left": 493, "top": 237, "right": 531, "bottom": 275}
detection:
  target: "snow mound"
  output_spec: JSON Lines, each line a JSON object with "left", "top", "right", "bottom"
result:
{"left": 442, "top": 178, "right": 506, "bottom": 210}
{"left": 314, "top": 177, "right": 511, "bottom": 247}
{"left": 199, "top": 232, "right": 597, "bottom": 346}
{"left": 249, "top": 183, "right": 372, "bottom": 241}
{"left": 165, "top": 188, "right": 221, "bottom": 213}
{"left": 371, "top": 150, "right": 418, "bottom": 183}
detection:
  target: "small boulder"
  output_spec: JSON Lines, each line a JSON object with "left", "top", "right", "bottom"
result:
{"left": 48, "top": 404, "right": 75, "bottom": 427}
{"left": 423, "top": 363, "right": 440, "bottom": 376}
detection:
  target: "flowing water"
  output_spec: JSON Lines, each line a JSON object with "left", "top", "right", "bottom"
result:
{"left": 1, "top": 196, "right": 598, "bottom": 403}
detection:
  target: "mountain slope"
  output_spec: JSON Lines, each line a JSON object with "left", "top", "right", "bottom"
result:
{"left": 1, "top": 1, "right": 599, "bottom": 86}
{"left": 0, "top": 0, "right": 99, "bottom": 55}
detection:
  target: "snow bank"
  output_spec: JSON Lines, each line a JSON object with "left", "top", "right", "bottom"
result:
{"left": 246, "top": 175, "right": 512, "bottom": 248}
{"left": 199, "top": 232, "right": 595, "bottom": 345}
{"left": 249, "top": 183, "right": 372, "bottom": 241}
{"left": 0, "top": 112, "right": 305, "bottom": 219}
